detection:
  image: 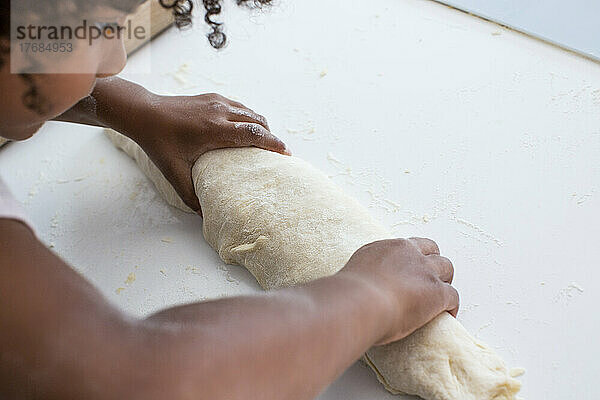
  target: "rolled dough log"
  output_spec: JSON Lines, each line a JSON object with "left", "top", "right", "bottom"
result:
{"left": 106, "top": 130, "right": 521, "bottom": 400}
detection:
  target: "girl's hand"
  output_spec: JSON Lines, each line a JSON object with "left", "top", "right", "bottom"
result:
{"left": 340, "top": 238, "right": 459, "bottom": 345}
{"left": 130, "top": 92, "right": 290, "bottom": 212}
{"left": 54, "top": 77, "right": 290, "bottom": 212}
{"left": 56, "top": 78, "right": 289, "bottom": 213}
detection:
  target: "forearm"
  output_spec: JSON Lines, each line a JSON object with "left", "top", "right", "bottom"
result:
{"left": 0, "top": 218, "right": 391, "bottom": 400}
{"left": 144, "top": 274, "right": 391, "bottom": 400}
{"left": 53, "top": 76, "right": 153, "bottom": 140}
{"left": 0, "top": 219, "right": 141, "bottom": 400}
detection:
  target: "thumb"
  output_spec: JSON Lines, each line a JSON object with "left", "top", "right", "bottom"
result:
{"left": 444, "top": 284, "right": 460, "bottom": 318}
{"left": 161, "top": 157, "right": 201, "bottom": 213}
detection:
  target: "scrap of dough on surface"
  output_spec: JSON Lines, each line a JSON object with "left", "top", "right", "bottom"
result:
{"left": 106, "top": 129, "right": 522, "bottom": 400}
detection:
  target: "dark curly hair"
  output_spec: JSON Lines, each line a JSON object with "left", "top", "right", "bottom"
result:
{"left": 159, "top": 0, "right": 194, "bottom": 29}
{"left": 203, "top": 0, "right": 272, "bottom": 49}
{"left": 147, "top": 0, "right": 274, "bottom": 48}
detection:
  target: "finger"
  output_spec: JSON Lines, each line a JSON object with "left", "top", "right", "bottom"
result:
{"left": 164, "top": 157, "right": 201, "bottom": 213}
{"left": 225, "top": 105, "right": 271, "bottom": 131}
{"left": 443, "top": 284, "right": 460, "bottom": 317}
{"left": 224, "top": 99, "right": 260, "bottom": 119}
{"left": 428, "top": 255, "right": 454, "bottom": 283}
{"left": 232, "top": 122, "right": 291, "bottom": 155}
{"left": 408, "top": 237, "right": 440, "bottom": 255}
{"left": 225, "top": 98, "right": 249, "bottom": 110}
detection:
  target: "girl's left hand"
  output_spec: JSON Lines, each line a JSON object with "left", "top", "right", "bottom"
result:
{"left": 129, "top": 92, "right": 290, "bottom": 213}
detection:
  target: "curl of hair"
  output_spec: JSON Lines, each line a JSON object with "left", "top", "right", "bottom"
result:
{"left": 159, "top": 0, "right": 193, "bottom": 29}
{"left": 202, "top": 0, "right": 225, "bottom": 49}
{"left": 200, "top": 0, "right": 272, "bottom": 49}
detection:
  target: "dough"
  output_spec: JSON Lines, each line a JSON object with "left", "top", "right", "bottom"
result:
{"left": 0, "top": 138, "right": 8, "bottom": 147}
{"left": 106, "top": 130, "right": 522, "bottom": 400}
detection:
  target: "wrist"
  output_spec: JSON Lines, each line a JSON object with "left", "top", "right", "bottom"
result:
{"left": 333, "top": 270, "right": 397, "bottom": 345}
{"left": 118, "top": 89, "right": 159, "bottom": 143}
{"left": 91, "top": 77, "right": 155, "bottom": 142}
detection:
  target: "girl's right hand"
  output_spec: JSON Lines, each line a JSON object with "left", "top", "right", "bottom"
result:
{"left": 340, "top": 238, "right": 459, "bottom": 345}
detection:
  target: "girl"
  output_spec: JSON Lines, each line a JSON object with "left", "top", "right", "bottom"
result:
{"left": 0, "top": 1, "right": 458, "bottom": 398}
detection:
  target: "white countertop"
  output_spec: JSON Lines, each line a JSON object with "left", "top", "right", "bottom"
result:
{"left": 1, "top": 0, "right": 598, "bottom": 398}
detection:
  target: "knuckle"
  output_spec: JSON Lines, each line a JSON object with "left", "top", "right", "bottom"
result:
{"left": 392, "top": 238, "right": 410, "bottom": 247}
{"left": 256, "top": 113, "right": 268, "bottom": 124}
{"left": 426, "top": 238, "right": 440, "bottom": 252}
{"left": 439, "top": 255, "right": 453, "bottom": 269}
{"left": 384, "top": 238, "right": 410, "bottom": 255}
{"left": 425, "top": 272, "right": 441, "bottom": 287}
{"left": 447, "top": 286, "right": 460, "bottom": 306}
{"left": 442, "top": 257, "right": 455, "bottom": 280}
{"left": 357, "top": 239, "right": 384, "bottom": 253}
{"left": 454, "top": 286, "right": 460, "bottom": 299}
{"left": 447, "top": 259, "right": 455, "bottom": 275}
{"left": 208, "top": 101, "right": 226, "bottom": 113}
{"left": 406, "top": 237, "right": 424, "bottom": 249}
{"left": 246, "top": 124, "right": 265, "bottom": 137}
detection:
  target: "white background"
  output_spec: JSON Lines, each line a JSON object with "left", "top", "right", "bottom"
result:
{"left": 1, "top": 0, "right": 599, "bottom": 398}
